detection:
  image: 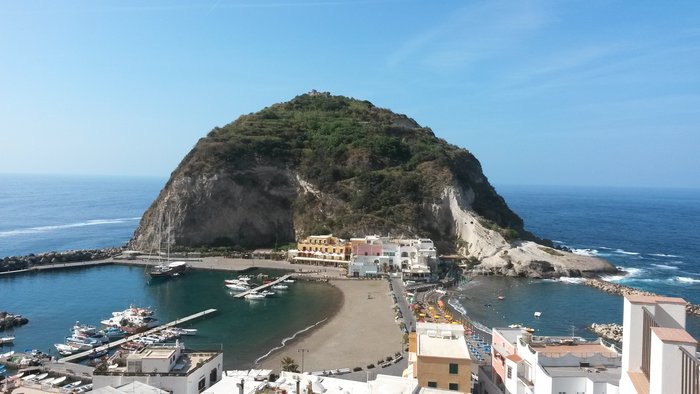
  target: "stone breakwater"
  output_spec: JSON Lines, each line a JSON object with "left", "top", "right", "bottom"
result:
{"left": 0, "top": 247, "right": 123, "bottom": 273}
{"left": 0, "top": 311, "right": 29, "bottom": 330}
{"left": 588, "top": 323, "right": 622, "bottom": 343}
{"left": 583, "top": 278, "right": 700, "bottom": 316}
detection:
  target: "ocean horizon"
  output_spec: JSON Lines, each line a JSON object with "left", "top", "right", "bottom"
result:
{"left": 2, "top": 174, "right": 699, "bottom": 340}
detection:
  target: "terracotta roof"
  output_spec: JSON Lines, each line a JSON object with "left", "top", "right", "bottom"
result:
{"left": 506, "top": 354, "right": 522, "bottom": 362}
{"left": 651, "top": 327, "right": 698, "bottom": 344}
{"left": 625, "top": 294, "right": 687, "bottom": 305}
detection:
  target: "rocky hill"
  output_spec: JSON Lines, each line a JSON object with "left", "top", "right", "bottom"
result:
{"left": 129, "top": 92, "right": 616, "bottom": 278}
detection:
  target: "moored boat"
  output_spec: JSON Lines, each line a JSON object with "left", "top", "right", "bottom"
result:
{"left": 0, "top": 337, "right": 15, "bottom": 345}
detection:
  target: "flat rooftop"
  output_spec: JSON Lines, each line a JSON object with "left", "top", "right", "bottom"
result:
{"left": 531, "top": 342, "right": 619, "bottom": 358}
{"left": 418, "top": 334, "right": 470, "bottom": 359}
{"left": 140, "top": 347, "right": 176, "bottom": 359}
{"left": 542, "top": 365, "right": 622, "bottom": 383}
{"left": 107, "top": 351, "right": 219, "bottom": 375}
{"left": 494, "top": 327, "right": 525, "bottom": 344}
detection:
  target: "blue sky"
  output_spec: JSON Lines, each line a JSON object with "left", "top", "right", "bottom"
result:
{"left": 1, "top": 1, "right": 698, "bottom": 188}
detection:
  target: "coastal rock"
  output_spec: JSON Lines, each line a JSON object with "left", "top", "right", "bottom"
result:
{"left": 583, "top": 278, "right": 700, "bottom": 315}
{"left": 0, "top": 248, "right": 122, "bottom": 273}
{"left": 129, "top": 92, "right": 616, "bottom": 278}
{"left": 589, "top": 323, "right": 622, "bottom": 343}
{"left": 0, "top": 311, "right": 29, "bottom": 330}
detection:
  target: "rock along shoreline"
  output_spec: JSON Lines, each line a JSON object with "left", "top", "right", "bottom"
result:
{"left": 0, "top": 247, "right": 123, "bottom": 273}
{"left": 583, "top": 278, "right": 700, "bottom": 316}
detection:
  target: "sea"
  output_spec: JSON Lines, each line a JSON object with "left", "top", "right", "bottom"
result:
{"left": 452, "top": 184, "right": 700, "bottom": 339}
{"left": 1, "top": 175, "right": 699, "bottom": 366}
{"left": 0, "top": 174, "right": 341, "bottom": 370}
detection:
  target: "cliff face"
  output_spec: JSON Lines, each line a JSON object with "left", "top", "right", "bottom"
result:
{"left": 130, "top": 92, "right": 616, "bottom": 277}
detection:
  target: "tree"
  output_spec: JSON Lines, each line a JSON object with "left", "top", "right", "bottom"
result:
{"left": 281, "top": 356, "right": 299, "bottom": 372}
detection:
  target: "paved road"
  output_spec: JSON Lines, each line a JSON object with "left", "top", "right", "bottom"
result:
{"left": 390, "top": 277, "right": 416, "bottom": 333}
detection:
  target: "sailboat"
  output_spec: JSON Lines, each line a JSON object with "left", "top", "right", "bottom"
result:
{"left": 148, "top": 213, "right": 188, "bottom": 279}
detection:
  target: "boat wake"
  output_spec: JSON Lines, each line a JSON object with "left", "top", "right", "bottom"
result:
{"left": 254, "top": 317, "right": 328, "bottom": 366}
{"left": 0, "top": 217, "right": 141, "bottom": 238}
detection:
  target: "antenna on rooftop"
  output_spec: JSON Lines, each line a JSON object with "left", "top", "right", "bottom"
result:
{"left": 570, "top": 324, "right": 576, "bottom": 338}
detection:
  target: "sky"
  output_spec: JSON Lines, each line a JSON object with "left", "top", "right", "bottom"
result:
{"left": 1, "top": 1, "right": 699, "bottom": 188}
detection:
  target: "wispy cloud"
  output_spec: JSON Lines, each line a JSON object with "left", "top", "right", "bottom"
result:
{"left": 387, "top": 1, "right": 552, "bottom": 70}
{"left": 111, "top": 0, "right": 399, "bottom": 12}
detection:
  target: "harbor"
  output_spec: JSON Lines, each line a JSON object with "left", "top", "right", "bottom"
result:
{"left": 232, "top": 274, "right": 293, "bottom": 299}
{"left": 58, "top": 308, "right": 217, "bottom": 363}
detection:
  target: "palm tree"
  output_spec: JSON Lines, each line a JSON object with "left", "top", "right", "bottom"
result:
{"left": 281, "top": 356, "right": 299, "bottom": 372}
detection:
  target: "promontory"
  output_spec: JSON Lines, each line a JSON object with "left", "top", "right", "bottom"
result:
{"left": 129, "top": 92, "right": 616, "bottom": 278}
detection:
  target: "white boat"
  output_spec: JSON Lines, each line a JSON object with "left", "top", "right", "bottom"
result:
{"left": 283, "top": 279, "right": 295, "bottom": 283}
{"left": 0, "top": 337, "right": 15, "bottom": 345}
{"left": 42, "top": 377, "right": 57, "bottom": 385}
{"left": 51, "top": 376, "right": 68, "bottom": 386}
{"left": 63, "top": 380, "right": 82, "bottom": 389}
{"left": 180, "top": 328, "right": 197, "bottom": 335}
{"left": 261, "top": 290, "right": 275, "bottom": 297}
{"left": 32, "top": 373, "right": 49, "bottom": 381}
{"left": 271, "top": 284, "right": 288, "bottom": 290}
{"left": 244, "top": 292, "right": 266, "bottom": 300}
{"left": 21, "top": 374, "right": 37, "bottom": 381}
{"left": 225, "top": 282, "right": 250, "bottom": 291}
{"left": 55, "top": 343, "right": 82, "bottom": 356}
{"left": 534, "top": 311, "right": 542, "bottom": 318}
{"left": 0, "top": 350, "right": 14, "bottom": 358}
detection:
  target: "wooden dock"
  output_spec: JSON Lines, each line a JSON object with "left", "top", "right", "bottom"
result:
{"left": 58, "top": 308, "right": 218, "bottom": 363}
{"left": 233, "top": 274, "right": 293, "bottom": 298}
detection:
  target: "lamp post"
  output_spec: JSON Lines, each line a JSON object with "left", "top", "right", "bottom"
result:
{"left": 298, "top": 348, "right": 309, "bottom": 373}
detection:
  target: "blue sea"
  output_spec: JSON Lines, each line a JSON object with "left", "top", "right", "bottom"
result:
{"left": 450, "top": 184, "right": 700, "bottom": 339}
{"left": 1, "top": 175, "right": 699, "bottom": 359}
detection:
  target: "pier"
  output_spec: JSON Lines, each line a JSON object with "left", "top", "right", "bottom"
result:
{"left": 233, "top": 274, "right": 293, "bottom": 298}
{"left": 58, "top": 308, "right": 218, "bottom": 362}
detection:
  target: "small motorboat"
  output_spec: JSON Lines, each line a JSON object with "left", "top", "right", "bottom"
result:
{"left": 534, "top": 311, "right": 542, "bottom": 318}
{"left": 283, "top": 279, "right": 295, "bottom": 283}
{"left": 51, "top": 376, "right": 68, "bottom": 386}
{"left": 0, "top": 337, "right": 15, "bottom": 345}
{"left": 21, "top": 374, "right": 37, "bottom": 381}
{"left": 225, "top": 282, "right": 250, "bottom": 291}
{"left": 63, "top": 380, "right": 82, "bottom": 389}
{"left": 244, "top": 292, "right": 266, "bottom": 300}
{"left": 32, "top": 373, "right": 49, "bottom": 381}
{"left": 272, "top": 284, "right": 289, "bottom": 290}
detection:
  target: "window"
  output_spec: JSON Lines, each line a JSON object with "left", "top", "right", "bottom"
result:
{"left": 449, "top": 383, "right": 459, "bottom": 391}
{"left": 209, "top": 368, "right": 218, "bottom": 386}
{"left": 449, "top": 363, "right": 458, "bottom": 374}
{"left": 507, "top": 366, "right": 512, "bottom": 379}
{"left": 427, "top": 381, "right": 437, "bottom": 388}
{"left": 198, "top": 377, "right": 206, "bottom": 393}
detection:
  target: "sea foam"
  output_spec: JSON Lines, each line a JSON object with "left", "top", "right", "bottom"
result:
{"left": 0, "top": 217, "right": 141, "bottom": 238}
{"left": 651, "top": 264, "right": 680, "bottom": 270}
{"left": 571, "top": 248, "right": 598, "bottom": 257}
{"left": 673, "top": 276, "right": 700, "bottom": 284}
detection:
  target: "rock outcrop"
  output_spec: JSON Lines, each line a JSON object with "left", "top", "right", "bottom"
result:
{"left": 0, "top": 312, "right": 29, "bottom": 330}
{"left": 129, "top": 92, "right": 616, "bottom": 277}
{"left": 588, "top": 323, "right": 622, "bottom": 343}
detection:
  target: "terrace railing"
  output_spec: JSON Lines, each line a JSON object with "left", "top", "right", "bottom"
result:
{"left": 680, "top": 347, "right": 700, "bottom": 394}
{"left": 641, "top": 306, "right": 658, "bottom": 378}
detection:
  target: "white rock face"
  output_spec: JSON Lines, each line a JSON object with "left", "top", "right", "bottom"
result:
{"left": 444, "top": 186, "right": 616, "bottom": 277}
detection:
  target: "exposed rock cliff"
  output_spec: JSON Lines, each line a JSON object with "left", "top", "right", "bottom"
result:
{"left": 130, "top": 92, "right": 616, "bottom": 277}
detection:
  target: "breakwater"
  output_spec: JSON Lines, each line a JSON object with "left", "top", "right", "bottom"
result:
{"left": 583, "top": 278, "right": 700, "bottom": 315}
{"left": 588, "top": 323, "right": 622, "bottom": 343}
{"left": 0, "top": 248, "right": 122, "bottom": 273}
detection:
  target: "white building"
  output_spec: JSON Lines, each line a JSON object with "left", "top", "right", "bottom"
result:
{"left": 619, "top": 294, "right": 699, "bottom": 394}
{"left": 349, "top": 236, "right": 436, "bottom": 278}
{"left": 273, "top": 371, "right": 419, "bottom": 393}
{"left": 93, "top": 343, "right": 223, "bottom": 394}
{"left": 480, "top": 327, "right": 621, "bottom": 394}
{"left": 203, "top": 370, "right": 271, "bottom": 394}
{"left": 91, "top": 381, "right": 170, "bottom": 394}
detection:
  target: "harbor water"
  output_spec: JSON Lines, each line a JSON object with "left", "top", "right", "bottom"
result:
{"left": 0, "top": 264, "right": 341, "bottom": 369}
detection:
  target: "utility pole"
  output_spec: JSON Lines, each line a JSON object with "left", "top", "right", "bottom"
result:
{"left": 298, "top": 348, "right": 309, "bottom": 373}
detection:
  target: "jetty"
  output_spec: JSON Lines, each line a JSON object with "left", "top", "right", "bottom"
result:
{"left": 233, "top": 274, "right": 293, "bottom": 298}
{"left": 58, "top": 308, "right": 218, "bottom": 362}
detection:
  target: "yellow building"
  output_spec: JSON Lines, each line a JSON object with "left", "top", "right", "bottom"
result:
{"left": 293, "top": 234, "right": 352, "bottom": 267}
{"left": 407, "top": 323, "right": 472, "bottom": 393}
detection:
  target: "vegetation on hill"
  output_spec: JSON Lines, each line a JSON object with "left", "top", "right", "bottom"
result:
{"left": 142, "top": 92, "right": 538, "bottom": 251}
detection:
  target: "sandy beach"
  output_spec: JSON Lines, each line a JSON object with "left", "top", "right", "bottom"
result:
{"left": 258, "top": 279, "right": 404, "bottom": 373}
